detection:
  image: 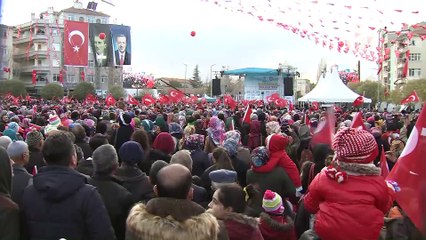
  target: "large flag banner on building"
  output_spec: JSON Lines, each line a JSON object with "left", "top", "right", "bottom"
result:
{"left": 64, "top": 20, "right": 89, "bottom": 66}
{"left": 110, "top": 25, "right": 131, "bottom": 66}
{"left": 89, "top": 23, "right": 113, "bottom": 67}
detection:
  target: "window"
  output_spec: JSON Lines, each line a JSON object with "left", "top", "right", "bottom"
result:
{"left": 409, "top": 68, "right": 421, "bottom": 77}
{"left": 67, "top": 74, "right": 75, "bottom": 83}
{"left": 52, "top": 29, "right": 58, "bottom": 36}
{"left": 37, "top": 60, "right": 42, "bottom": 65}
{"left": 53, "top": 74, "right": 59, "bottom": 82}
{"left": 87, "top": 75, "right": 94, "bottom": 82}
{"left": 96, "top": 19, "right": 101, "bottom": 23}
{"left": 67, "top": 15, "right": 74, "bottom": 21}
{"left": 79, "top": 17, "right": 85, "bottom": 22}
{"left": 101, "top": 76, "right": 107, "bottom": 83}
{"left": 101, "top": 18, "right": 107, "bottom": 24}
{"left": 409, "top": 53, "right": 421, "bottom": 61}
{"left": 3, "top": 31, "right": 7, "bottom": 38}
{"left": 37, "top": 44, "right": 42, "bottom": 50}
{"left": 88, "top": 60, "right": 94, "bottom": 67}
{"left": 88, "top": 16, "right": 95, "bottom": 23}
{"left": 52, "top": 43, "right": 60, "bottom": 51}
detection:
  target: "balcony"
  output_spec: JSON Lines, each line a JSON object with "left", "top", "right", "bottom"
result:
{"left": 19, "top": 65, "right": 55, "bottom": 72}
{"left": 13, "top": 50, "right": 49, "bottom": 60}
{"left": 13, "top": 34, "right": 48, "bottom": 45}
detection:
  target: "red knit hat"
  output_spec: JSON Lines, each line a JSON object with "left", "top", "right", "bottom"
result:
{"left": 332, "top": 127, "right": 378, "bottom": 164}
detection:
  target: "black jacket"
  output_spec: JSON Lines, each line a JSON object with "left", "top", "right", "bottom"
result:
{"left": 191, "top": 150, "right": 212, "bottom": 178}
{"left": 0, "top": 147, "right": 20, "bottom": 239}
{"left": 114, "top": 165, "right": 154, "bottom": 204}
{"left": 75, "top": 141, "right": 93, "bottom": 159}
{"left": 88, "top": 175, "right": 134, "bottom": 240}
{"left": 22, "top": 166, "right": 116, "bottom": 240}
{"left": 76, "top": 158, "right": 94, "bottom": 176}
{"left": 11, "top": 164, "right": 32, "bottom": 208}
{"left": 25, "top": 148, "right": 45, "bottom": 173}
{"left": 230, "top": 154, "right": 249, "bottom": 187}
{"left": 139, "top": 149, "right": 171, "bottom": 175}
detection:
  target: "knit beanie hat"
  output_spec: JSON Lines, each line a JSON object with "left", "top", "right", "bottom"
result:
{"left": 251, "top": 146, "right": 269, "bottom": 167}
{"left": 49, "top": 114, "right": 61, "bottom": 127}
{"left": 184, "top": 134, "right": 205, "bottom": 151}
{"left": 152, "top": 132, "right": 176, "bottom": 155}
{"left": 262, "top": 189, "right": 284, "bottom": 215}
{"left": 332, "top": 127, "right": 378, "bottom": 164}
{"left": 26, "top": 130, "right": 43, "bottom": 148}
{"left": 119, "top": 141, "right": 144, "bottom": 165}
{"left": 118, "top": 113, "right": 132, "bottom": 126}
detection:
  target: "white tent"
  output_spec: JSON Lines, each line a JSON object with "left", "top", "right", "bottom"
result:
{"left": 298, "top": 68, "right": 372, "bottom": 103}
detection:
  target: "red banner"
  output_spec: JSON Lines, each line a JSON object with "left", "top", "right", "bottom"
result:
{"left": 64, "top": 20, "right": 88, "bottom": 66}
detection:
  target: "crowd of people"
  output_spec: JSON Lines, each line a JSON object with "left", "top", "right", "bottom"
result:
{"left": 0, "top": 96, "right": 424, "bottom": 240}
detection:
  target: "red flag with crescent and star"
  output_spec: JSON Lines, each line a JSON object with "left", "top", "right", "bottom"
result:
{"left": 387, "top": 101, "right": 426, "bottom": 234}
{"left": 64, "top": 20, "right": 88, "bottom": 66}
{"left": 400, "top": 90, "right": 420, "bottom": 104}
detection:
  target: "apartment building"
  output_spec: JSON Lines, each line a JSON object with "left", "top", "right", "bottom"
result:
{"left": 380, "top": 23, "right": 426, "bottom": 93}
{"left": 12, "top": 1, "right": 122, "bottom": 95}
{"left": 0, "top": 24, "right": 14, "bottom": 81}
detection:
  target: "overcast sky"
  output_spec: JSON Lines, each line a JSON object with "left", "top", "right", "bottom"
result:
{"left": 1, "top": 0, "right": 425, "bottom": 82}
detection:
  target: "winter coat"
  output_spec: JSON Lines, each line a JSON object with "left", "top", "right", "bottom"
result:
{"left": 25, "top": 148, "right": 46, "bottom": 173}
{"left": 75, "top": 141, "right": 93, "bottom": 159}
{"left": 112, "top": 126, "right": 134, "bottom": 153}
{"left": 248, "top": 120, "right": 262, "bottom": 150}
{"left": 139, "top": 149, "right": 171, "bottom": 175}
{"left": 253, "top": 134, "right": 302, "bottom": 189}
{"left": 191, "top": 149, "right": 212, "bottom": 177}
{"left": 232, "top": 154, "right": 249, "bottom": 187}
{"left": 76, "top": 158, "right": 94, "bottom": 176}
{"left": 259, "top": 212, "right": 297, "bottom": 240}
{"left": 114, "top": 165, "right": 155, "bottom": 203}
{"left": 0, "top": 147, "right": 20, "bottom": 239}
{"left": 126, "top": 197, "right": 220, "bottom": 240}
{"left": 22, "top": 166, "right": 116, "bottom": 240}
{"left": 221, "top": 212, "right": 264, "bottom": 240}
{"left": 303, "top": 167, "right": 393, "bottom": 240}
{"left": 247, "top": 167, "right": 296, "bottom": 199}
{"left": 88, "top": 175, "right": 134, "bottom": 240}
{"left": 11, "top": 164, "right": 32, "bottom": 207}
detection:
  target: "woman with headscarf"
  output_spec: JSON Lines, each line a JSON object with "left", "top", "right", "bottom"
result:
{"left": 140, "top": 132, "right": 174, "bottom": 174}
{"left": 111, "top": 113, "right": 134, "bottom": 153}
{"left": 222, "top": 130, "right": 249, "bottom": 187}
{"left": 247, "top": 114, "right": 262, "bottom": 150}
{"left": 183, "top": 133, "right": 212, "bottom": 177}
{"left": 3, "top": 122, "right": 23, "bottom": 141}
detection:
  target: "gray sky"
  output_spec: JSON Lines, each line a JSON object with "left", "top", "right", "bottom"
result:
{"left": 1, "top": 0, "right": 424, "bottom": 81}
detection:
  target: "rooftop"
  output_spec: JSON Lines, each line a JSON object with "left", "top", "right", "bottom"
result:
{"left": 61, "top": 7, "right": 110, "bottom": 17}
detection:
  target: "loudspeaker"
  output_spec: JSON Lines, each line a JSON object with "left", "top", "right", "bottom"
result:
{"left": 212, "top": 78, "right": 221, "bottom": 96}
{"left": 284, "top": 77, "right": 294, "bottom": 96}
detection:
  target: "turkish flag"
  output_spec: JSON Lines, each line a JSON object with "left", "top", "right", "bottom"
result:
{"left": 353, "top": 95, "right": 364, "bottom": 107}
{"left": 169, "top": 90, "right": 184, "bottom": 102}
{"left": 400, "top": 90, "right": 420, "bottom": 104}
{"left": 85, "top": 93, "right": 97, "bottom": 104}
{"left": 311, "top": 101, "right": 319, "bottom": 110}
{"left": 127, "top": 94, "right": 139, "bottom": 105}
{"left": 142, "top": 94, "right": 155, "bottom": 106}
{"left": 266, "top": 93, "right": 279, "bottom": 103}
{"left": 387, "top": 101, "right": 426, "bottom": 234}
{"left": 402, "top": 50, "right": 410, "bottom": 78}
{"left": 105, "top": 94, "right": 116, "bottom": 106}
{"left": 274, "top": 98, "right": 287, "bottom": 108}
{"left": 224, "top": 95, "right": 237, "bottom": 110}
{"left": 380, "top": 147, "right": 390, "bottom": 178}
{"left": 64, "top": 20, "right": 88, "bottom": 66}
{"left": 350, "top": 112, "right": 367, "bottom": 130}
{"left": 59, "top": 70, "right": 64, "bottom": 83}
{"left": 80, "top": 71, "right": 85, "bottom": 81}
{"left": 311, "top": 107, "right": 335, "bottom": 146}
{"left": 158, "top": 94, "right": 170, "bottom": 104}
{"left": 242, "top": 105, "right": 253, "bottom": 124}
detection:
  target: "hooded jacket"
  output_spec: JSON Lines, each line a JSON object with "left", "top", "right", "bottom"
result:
{"left": 126, "top": 197, "right": 220, "bottom": 240}
{"left": 221, "top": 212, "right": 264, "bottom": 240}
{"left": 253, "top": 134, "right": 302, "bottom": 190}
{"left": 0, "top": 147, "right": 20, "bottom": 239}
{"left": 21, "top": 166, "right": 116, "bottom": 240}
{"left": 258, "top": 212, "right": 296, "bottom": 240}
{"left": 114, "top": 165, "right": 155, "bottom": 203}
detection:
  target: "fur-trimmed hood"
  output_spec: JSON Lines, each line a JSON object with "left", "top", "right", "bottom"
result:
{"left": 259, "top": 212, "right": 294, "bottom": 232}
{"left": 338, "top": 161, "right": 381, "bottom": 176}
{"left": 222, "top": 212, "right": 259, "bottom": 228}
{"left": 126, "top": 198, "right": 219, "bottom": 240}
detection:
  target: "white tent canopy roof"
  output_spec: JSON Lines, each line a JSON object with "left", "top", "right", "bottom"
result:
{"left": 298, "top": 68, "right": 372, "bottom": 103}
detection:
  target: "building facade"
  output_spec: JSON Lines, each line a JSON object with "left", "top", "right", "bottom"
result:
{"left": 12, "top": 1, "right": 123, "bottom": 96}
{"left": 295, "top": 78, "right": 311, "bottom": 96}
{"left": 0, "top": 24, "right": 14, "bottom": 81}
{"left": 380, "top": 23, "right": 426, "bottom": 93}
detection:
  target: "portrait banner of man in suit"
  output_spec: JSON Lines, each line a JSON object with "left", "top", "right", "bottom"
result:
{"left": 89, "top": 23, "right": 112, "bottom": 67}
{"left": 111, "top": 25, "right": 131, "bottom": 66}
